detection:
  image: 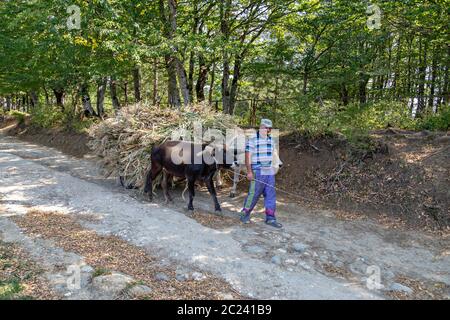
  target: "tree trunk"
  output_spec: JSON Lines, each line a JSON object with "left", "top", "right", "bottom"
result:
{"left": 386, "top": 35, "right": 393, "bottom": 99}
{"left": 133, "top": 67, "right": 141, "bottom": 102}
{"left": 359, "top": 75, "right": 369, "bottom": 104}
{"left": 6, "top": 96, "right": 11, "bottom": 111}
{"left": 123, "top": 81, "right": 129, "bottom": 106}
{"left": 165, "top": 55, "right": 181, "bottom": 108}
{"left": 302, "top": 69, "right": 308, "bottom": 95}
{"left": 81, "top": 84, "right": 96, "bottom": 116}
{"left": 428, "top": 47, "right": 437, "bottom": 110}
{"left": 416, "top": 38, "right": 428, "bottom": 116}
{"left": 53, "top": 88, "right": 65, "bottom": 111}
{"left": 43, "top": 85, "right": 50, "bottom": 105}
{"left": 377, "top": 75, "right": 384, "bottom": 101}
{"left": 341, "top": 85, "right": 349, "bottom": 106}
{"left": 358, "top": 40, "right": 368, "bottom": 104}
{"left": 159, "top": 0, "right": 185, "bottom": 108}
{"left": 152, "top": 57, "right": 159, "bottom": 105}
{"left": 208, "top": 60, "right": 216, "bottom": 105}
{"left": 222, "top": 54, "right": 231, "bottom": 113}
{"left": 96, "top": 77, "right": 107, "bottom": 117}
{"left": 6, "top": 95, "right": 11, "bottom": 111}
{"left": 188, "top": 51, "right": 195, "bottom": 101}
{"left": 406, "top": 36, "right": 414, "bottom": 100}
{"left": 195, "top": 55, "right": 209, "bottom": 102}
{"left": 442, "top": 46, "right": 449, "bottom": 106}
{"left": 393, "top": 36, "right": 402, "bottom": 98}
{"left": 229, "top": 56, "right": 242, "bottom": 115}
{"left": 167, "top": 0, "right": 190, "bottom": 106}
{"left": 220, "top": 0, "right": 232, "bottom": 114}
{"left": 188, "top": 0, "right": 200, "bottom": 102}
{"left": 110, "top": 76, "right": 121, "bottom": 112}
{"left": 24, "top": 94, "right": 28, "bottom": 112}
{"left": 71, "top": 89, "right": 81, "bottom": 115}
{"left": 30, "top": 91, "right": 39, "bottom": 108}
{"left": 176, "top": 58, "right": 191, "bottom": 106}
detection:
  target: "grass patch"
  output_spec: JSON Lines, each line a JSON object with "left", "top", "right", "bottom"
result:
{"left": 29, "top": 104, "right": 96, "bottom": 133}
{"left": 92, "top": 267, "right": 110, "bottom": 278}
{"left": 0, "top": 240, "right": 56, "bottom": 300}
{"left": 0, "top": 278, "right": 23, "bottom": 300}
{"left": 7, "top": 110, "right": 28, "bottom": 125}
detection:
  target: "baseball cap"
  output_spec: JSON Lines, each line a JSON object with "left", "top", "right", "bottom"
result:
{"left": 261, "top": 118, "right": 273, "bottom": 128}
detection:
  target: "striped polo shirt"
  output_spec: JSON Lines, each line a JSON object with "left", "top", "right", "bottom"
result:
{"left": 245, "top": 132, "right": 274, "bottom": 169}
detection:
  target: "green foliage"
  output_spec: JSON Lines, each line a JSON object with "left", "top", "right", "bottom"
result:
{"left": 70, "top": 117, "right": 96, "bottom": 133}
{"left": 0, "top": 278, "right": 23, "bottom": 300}
{"left": 416, "top": 107, "right": 450, "bottom": 131}
{"left": 273, "top": 100, "right": 419, "bottom": 138}
{"left": 29, "top": 104, "right": 96, "bottom": 133}
{"left": 331, "top": 102, "right": 416, "bottom": 135}
{"left": 29, "top": 105, "right": 64, "bottom": 129}
{"left": 0, "top": 0, "right": 448, "bottom": 137}
{"left": 8, "top": 110, "right": 28, "bottom": 125}
{"left": 92, "top": 267, "right": 110, "bottom": 278}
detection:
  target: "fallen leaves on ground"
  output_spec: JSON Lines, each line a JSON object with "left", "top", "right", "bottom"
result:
{"left": 12, "top": 210, "right": 243, "bottom": 300}
{"left": 0, "top": 240, "right": 58, "bottom": 300}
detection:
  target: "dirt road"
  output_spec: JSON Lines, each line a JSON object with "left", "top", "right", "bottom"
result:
{"left": 0, "top": 134, "right": 449, "bottom": 299}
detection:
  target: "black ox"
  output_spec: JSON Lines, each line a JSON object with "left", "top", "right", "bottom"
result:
{"left": 144, "top": 141, "right": 237, "bottom": 214}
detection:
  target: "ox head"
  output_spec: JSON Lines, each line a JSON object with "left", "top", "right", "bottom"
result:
{"left": 212, "top": 143, "right": 239, "bottom": 169}
{"left": 197, "top": 143, "right": 239, "bottom": 169}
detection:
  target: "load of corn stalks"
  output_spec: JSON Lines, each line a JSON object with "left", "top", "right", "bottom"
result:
{"left": 88, "top": 103, "right": 237, "bottom": 189}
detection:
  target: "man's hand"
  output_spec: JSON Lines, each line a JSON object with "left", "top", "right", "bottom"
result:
{"left": 247, "top": 171, "right": 253, "bottom": 181}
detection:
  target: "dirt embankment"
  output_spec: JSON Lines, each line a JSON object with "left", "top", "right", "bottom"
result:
{"left": 278, "top": 130, "right": 450, "bottom": 232}
{"left": 2, "top": 117, "right": 449, "bottom": 232}
{"left": 0, "top": 116, "right": 90, "bottom": 158}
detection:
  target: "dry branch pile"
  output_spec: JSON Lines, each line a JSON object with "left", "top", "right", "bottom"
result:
{"left": 88, "top": 103, "right": 237, "bottom": 189}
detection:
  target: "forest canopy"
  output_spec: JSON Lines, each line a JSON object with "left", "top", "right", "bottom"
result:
{"left": 0, "top": 0, "right": 449, "bottom": 132}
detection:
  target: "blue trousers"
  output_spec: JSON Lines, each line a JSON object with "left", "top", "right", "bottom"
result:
{"left": 242, "top": 168, "right": 276, "bottom": 218}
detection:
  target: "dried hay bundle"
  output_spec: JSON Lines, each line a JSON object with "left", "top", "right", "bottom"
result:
{"left": 88, "top": 103, "right": 237, "bottom": 189}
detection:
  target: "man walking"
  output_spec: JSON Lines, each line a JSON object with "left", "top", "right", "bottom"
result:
{"left": 240, "top": 119, "right": 282, "bottom": 228}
